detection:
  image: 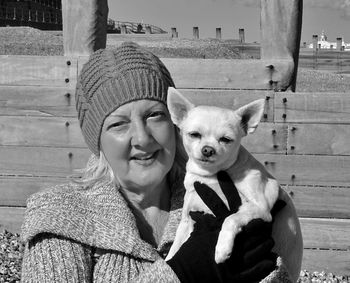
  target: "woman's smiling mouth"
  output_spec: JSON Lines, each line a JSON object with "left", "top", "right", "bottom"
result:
{"left": 131, "top": 151, "right": 159, "bottom": 165}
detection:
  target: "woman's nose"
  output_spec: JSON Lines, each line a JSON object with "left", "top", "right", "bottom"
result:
{"left": 130, "top": 120, "right": 154, "bottom": 147}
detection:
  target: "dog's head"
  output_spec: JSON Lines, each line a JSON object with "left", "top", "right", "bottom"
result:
{"left": 167, "top": 87, "right": 265, "bottom": 176}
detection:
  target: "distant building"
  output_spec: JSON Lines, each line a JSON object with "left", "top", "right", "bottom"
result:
{"left": 0, "top": 0, "right": 62, "bottom": 30}
{"left": 308, "top": 30, "right": 350, "bottom": 51}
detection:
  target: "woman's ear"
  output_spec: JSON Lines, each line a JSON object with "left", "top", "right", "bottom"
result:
{"left": 167, "top": 87, "right": 194, "bottom": 126}
{"left": 236, "top": 99, "right": 265, "bottom": 135}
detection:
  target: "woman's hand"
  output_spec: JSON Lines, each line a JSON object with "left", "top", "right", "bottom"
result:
{"left": 167, "top": 171, "right": 286, "bottom": 283}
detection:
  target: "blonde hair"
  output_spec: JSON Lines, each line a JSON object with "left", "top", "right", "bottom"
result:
{"left": 72, "top": 127, "right": 187, "bottom": 190}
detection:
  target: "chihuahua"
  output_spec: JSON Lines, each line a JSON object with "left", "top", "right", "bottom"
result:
{"left": 165, "top": 87, "right": 279, "bottom": 263}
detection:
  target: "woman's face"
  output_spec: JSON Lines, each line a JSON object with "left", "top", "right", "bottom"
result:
{"left": 100, "top": 99, "right": 176, "bottom": 191}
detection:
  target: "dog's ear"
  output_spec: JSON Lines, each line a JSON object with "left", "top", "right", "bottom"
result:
{"left": 236, "top": 99, "right": 265, "bottom": 135}
{"left": 167, "top": 87, "right": 194, "bottom": 126}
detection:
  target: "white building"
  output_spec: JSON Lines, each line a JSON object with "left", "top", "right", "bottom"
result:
{"left": 308, "top": 30, "right": 350, "bottom": 50}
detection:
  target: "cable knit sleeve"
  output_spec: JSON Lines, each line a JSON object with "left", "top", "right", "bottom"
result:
{"left": 130, "top": 259, "right": 180, "bottom": 283}
{"left": 21, "top": 233, "right": 93, "bottom": 283}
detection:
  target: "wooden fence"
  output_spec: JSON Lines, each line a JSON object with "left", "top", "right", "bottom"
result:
{"left": 0, "top": 55, "right": 349, "bottom": 275}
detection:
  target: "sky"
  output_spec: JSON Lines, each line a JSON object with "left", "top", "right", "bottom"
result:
{"left": 108, "top": 0, "right": 350, "bottom": 44}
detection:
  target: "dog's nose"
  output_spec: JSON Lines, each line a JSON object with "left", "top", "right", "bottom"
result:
{"left": 202, "top": 146, "right": 215, "bottom": 157}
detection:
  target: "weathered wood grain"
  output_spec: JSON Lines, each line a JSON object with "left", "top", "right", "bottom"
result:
{"left": 79, "top": 56, "right": 294, "bottom": 90}
{"left": 300, "top": 218, "right": 350, "bottom": 250}
{"left": 0, "top": 56, "right": 77, "bottom": 87}
{"left": 62, "top": 0, "right": 107, "bottom": 56}
{"left": 275, "top": 92, "right": 350, "bottom": 123}
{"left": 0, "top": 86, "right": 75, "bottom": 117}
{"left": 302, "top": 249, "right": 350, "bottom": 275}
{"left": 0, "top": 116, "right": 85, "bottom": 147}
{"left": 0, "top": 176, "right": 70, "bottom": 206}
{"left": 0, "top": 146, "right": 90, "bottom": 177}
{"left": 0, "top": 117, "right": 285, "bottom": 153}
{"left": 283, "top": 185, "right": 350, "bottom": 219}
{"left": 255, "top": 154, "right": 350, "bottom": 186}
{"left": 287, "top": 124, "right": 350, "bottom": 155}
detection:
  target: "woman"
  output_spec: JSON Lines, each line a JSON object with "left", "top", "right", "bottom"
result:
{"left": 21, "top": 42, "right": 302, "bottom": 282}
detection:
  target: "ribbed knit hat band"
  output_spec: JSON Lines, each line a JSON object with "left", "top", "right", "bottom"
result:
{"left": 75, "top": 42, "right": 175, "bottom": 156}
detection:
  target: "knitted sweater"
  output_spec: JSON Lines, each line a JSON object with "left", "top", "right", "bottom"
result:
{"left": 21, "top": 180, "right": 293, "bottom": 283}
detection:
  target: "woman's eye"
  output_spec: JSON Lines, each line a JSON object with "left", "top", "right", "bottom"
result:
{"left": 188, "top": 132, "right": 201, "bottom": 139}
{"left": 219, "top": 137, "right": 233, "bottom": 144}
{"left": 147, "top": 111, "right": 165, "bottom": 119}
{"left": 106, "top": 121, "right": 127, "bottom": 130}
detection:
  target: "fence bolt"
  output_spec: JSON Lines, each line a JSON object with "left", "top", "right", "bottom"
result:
{"left": 263, "top": 113, "right": 268, "bottom": 119}
{"left": 264, "top": 161, "right": 269, "bottom": 165}
{"left": 65, "top": 78, "right": 70, "bottom": 83}
{"left": 289, "top": 191, "right": 294, "bottom": 197}
{"left": 68, "top": 152, "right": 73, "bottom": 158}
{"left": 65, "top": 92, "right": 71, "bottom": 98}
{"left": 273, "top": 144, "right": 278, "bottom": 149}
{"left": 272, "top": 129, "right": 276, "bottom": 135}
{"left": 266, "top": 65, "right": 274, "bottom": 70}
{"left": 65, "top": 121, "right": 70, "bottom": 127}
{"left": 282, "top": 98, "right": 288, "bottom": 103}
{"left": 291, "top": 126, "right": 297, "bottom": 132}
{"left": 282, "top": 113, "right": 287, "bottom": 119}
{"left": 269, "top": 80, "right": 274, "bottom": 85}
{"left": 66, "top": 60, "right": 71, "bottom": 66}
{"left": 265, "top": 96, "right": 270, "bottom": 101}
{"left": 290, "top": 146, "right": 295, "bottom": 150}
{"left": 291, "top": 174, "right": 296, "bottom": 180}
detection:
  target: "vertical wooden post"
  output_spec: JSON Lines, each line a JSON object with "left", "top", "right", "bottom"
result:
{"left": 121, "top": 24, "right": 127, "bottom": 34}
{"left": 193, "top": 27, "right": 199, "bottom": 39}
{"left": 312, "top": 35, "right": 318, "bottom": 69}
{"left": 312, "top": 35, "right": 318, "bottom": 52}
{"left": 216, "top": 28, "right": 221, "bottom": 40}
{"left": 145, "top": 26, "right": 152, "bottom": 34}
{"left": 171, "top": 28, "right": 178, "bottom": 38}
{"left": 260, "top": 0, "right": 303, "bottom": 91}
{"left": 62, "top": 0, "right": 108, "bottom": 56}
{"left": 337, "top": 37, "right": 342, "bottom": 51}
{"left": 239, "top": 28, "right": 245, "bottom": 43}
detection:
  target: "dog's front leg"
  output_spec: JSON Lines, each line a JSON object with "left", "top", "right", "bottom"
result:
{"left": 215, "top": 203, "right": 268, "bottom": 263}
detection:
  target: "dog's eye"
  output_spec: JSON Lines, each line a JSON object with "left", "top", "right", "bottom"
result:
{"left": 219, "top": 137, "right": 233, "bottom": 144}
{"left": 188, "top": 132, "right": 201, "bottom": 139}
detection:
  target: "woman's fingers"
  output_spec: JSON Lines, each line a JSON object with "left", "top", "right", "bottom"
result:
{"left": 217, "top": 171, "right": 242, "bottom": 213}
{"left": 194, "top": 181, "right": 231, "bottom": 218}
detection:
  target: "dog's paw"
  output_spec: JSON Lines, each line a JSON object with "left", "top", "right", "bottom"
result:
{"left": 214, "top": 246, "right": 232, "bottom": 263}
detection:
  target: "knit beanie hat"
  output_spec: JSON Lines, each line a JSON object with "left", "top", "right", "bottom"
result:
{"left": 75, "top": 42, "right": 175, "bottom": 156}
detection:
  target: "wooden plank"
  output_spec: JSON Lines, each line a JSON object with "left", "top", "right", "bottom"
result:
{"left": 0, "top": 118, "right": 285, "bottom": 153}
{"left": 284, "top": 185, "right": 350, "bottom": 219}
{"left": 0, "top": 85, "right": 75, "bottom": 117}
{"left": 242, "top": 123, "right": 287, "bottom": 154}
{"left": 0, "top": 56, "right": 77, "bottom": 87}
{"left": 0, "top": 207, "right": 25, "bottom": 234}
{"left": 0, "top": 146, "right": 91, "bottom": 177}
{"left": 0, "top": 176, "right": 69, "bottom": 207}
{"left": 302, "top": 249, "right": 350, "bottom": 275}
{"left": 255, "top": 154, "right": 350, "bottom": 186}
{"left": 287, "top": 124, "right": 350, "bottom": 155}
{"left": 0, "top": 116, "right": 85, "bottom": 147}
{"left": 275, "top": 92, "right": 350, "bottom": 123}
{"left": 79, "top": 56, "right": 294, "bottom": 90}
{"left": 0, "top": 87, "right": 273, "bottom": 118}
{"left": 300, "top": 218, "right": 350, "bottom": 250}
